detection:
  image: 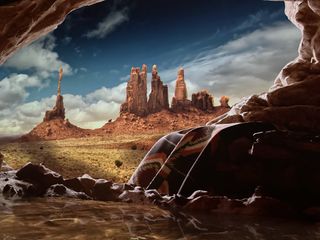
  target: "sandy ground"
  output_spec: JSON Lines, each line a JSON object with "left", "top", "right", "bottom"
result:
{"left": 0, "top": 133, "right": 165, "bottom": 182}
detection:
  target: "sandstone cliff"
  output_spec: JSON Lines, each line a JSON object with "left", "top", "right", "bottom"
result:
{"left": 44, "top": 95, "right": 65, "bottom": 121}
{"left": 147, "top": 65, "right": 169, "bottom": 113}
{"left": 171, "top": 67, "right": 192, "bottom": 112}
{"left": 220, "top": 96, "right": 230, "bottom": 108}
{"left": 191, "top": 90, "right": 214, "bottom": 112}
{"left": 120, "top": 65, "right": 148, "bottom": 116}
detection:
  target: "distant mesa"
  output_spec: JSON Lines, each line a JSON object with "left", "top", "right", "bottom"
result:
{"left": 19, "top": 65, "right": 231, "bottom": 141}
{"left": 121, "top": 64, "right": 230, "bottom": 116}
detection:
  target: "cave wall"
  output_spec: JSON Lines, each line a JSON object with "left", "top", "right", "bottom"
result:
{"left": 212, "top": 0, "right": 320, "bottom": 133}
{"left": 0, "top": 0, "right": 105, "bottom": 64}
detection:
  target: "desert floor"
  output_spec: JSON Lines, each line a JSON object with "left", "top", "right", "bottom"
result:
{"left": 0, "top": 133, "right": 165, "bottom": 182}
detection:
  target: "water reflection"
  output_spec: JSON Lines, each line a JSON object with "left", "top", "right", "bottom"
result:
{"left": 0, "top": 197, "right": 319, "bottom": 240}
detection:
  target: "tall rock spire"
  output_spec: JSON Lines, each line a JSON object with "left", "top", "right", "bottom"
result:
{"left": 44, "top": 68, "right": 65, "bottom": 121}
{"left": 174, "top": 67, "right": 188, "bottom": 101}
{"left": 57, "top": 66, "right": 63, "bottom": 95}
{"left": 147, "top": 65, "right": 169, "bottom": 113}
{"left": 171, "top": 67, "right": 191, "bottom": 112}
{"left": 120, "top": 64, "right": 148, "bottom": 116}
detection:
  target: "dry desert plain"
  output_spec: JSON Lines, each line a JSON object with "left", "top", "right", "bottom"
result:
{"left": 0, "top": 133, "right": 165, "bottom": 182}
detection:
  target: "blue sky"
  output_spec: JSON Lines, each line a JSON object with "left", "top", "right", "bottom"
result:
{"left": 0, "top": 0, "right": 301, "bottom": 135}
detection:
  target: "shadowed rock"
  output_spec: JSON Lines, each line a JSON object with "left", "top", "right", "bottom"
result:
{"left": 192, "top": 90, "right": 214, "bottom": 112}
{"left": 0, "top": 0, "right": 104, "bottom": 64}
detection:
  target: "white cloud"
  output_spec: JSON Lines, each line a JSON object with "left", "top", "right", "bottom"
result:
{"left": 0, "top": 21, "right": 301, "bottom": 136}
{"left": 0, "top": 84, "right": 125, "bottom": 136}
{"left": 0, "top": 74, "right": 45, "bottom": 110}
{"left": 158, "top": 22, "right": 301, "bottom": 105}
{"left": 86, "top": 83, "right": 127, "bottom": 103}
{"left": 84, "top": 8, "right": 129, "bottom": 39}
{"left": 4, "top": 34, "right": 72, "bottom": 76}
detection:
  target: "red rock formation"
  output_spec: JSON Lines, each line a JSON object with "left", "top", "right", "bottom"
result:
{"left": 44, "top": 67, "right": 65, "bottom": 121}
{"left": 191, "top": 90, "right": 214, "bottom": 112}
{"left": 174, "top": 67, "right": 188, "bottom": 101}
{"left": 0, "top": 0, "right": 104, "bottom": 64}
{"left": 20, "top": 68, "right": 90, "bottom": 141}
{"left": 220, "top": 96, "right": 230, "bottom": 108}
{"left": 120, "top": 65, "right": 148, "bottom": 116}
{"left": 171, "top": 67, "right": 191, "bottom": 112}
{"left": 147, "top": 65, "right": 169, "bottom": 113}
{"left": 44, "top": 95, "right": 65, "bottom": 121}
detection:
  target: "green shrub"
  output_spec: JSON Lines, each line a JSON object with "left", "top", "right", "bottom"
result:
{"left": 114, "top": 160, "right": 123, "bottom": 168}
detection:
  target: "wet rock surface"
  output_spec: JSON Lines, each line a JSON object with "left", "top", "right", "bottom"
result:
{"left": 1, "top": 129, "right": 320, "bottom": 220}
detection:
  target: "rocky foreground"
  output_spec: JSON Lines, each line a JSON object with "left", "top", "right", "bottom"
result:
{"left": 2, "top": 128, "right": 320, "bottom": 220}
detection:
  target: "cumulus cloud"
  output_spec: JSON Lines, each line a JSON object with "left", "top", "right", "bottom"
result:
{"left": 4, "top": 34, "right": 72, "bottom": 76}
{"left": 0, "top": 21, "right": 301, "bottom": 136}
{"left": 84, "top": 8, "right": 129, "bottom": 39}
{"left": 0, "top": 84, "right": 126, "bottom": 136}
{"left": 159, "top": 22, "right": 301, "bottom": 105}
{"left": 0, "top": 74, "right": 45, "bottom": 110}
{"left": 86, "top": 83, "right": 127, "bottom": 103}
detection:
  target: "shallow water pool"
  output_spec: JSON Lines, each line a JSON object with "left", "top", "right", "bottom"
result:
{"left": 0, "top": 197, "right": 319, "bottom": 240}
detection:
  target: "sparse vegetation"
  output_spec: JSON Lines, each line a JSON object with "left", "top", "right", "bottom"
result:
{"left": 0, "top": 133, "right": 163, "bottom": 182}
{"left": 114, "top": 160, "right": 123, "bottom": 168}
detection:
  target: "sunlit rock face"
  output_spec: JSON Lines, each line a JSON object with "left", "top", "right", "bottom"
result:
{"left": 147, "top": 65, "right": 169, "bottom": 113}
{"left": 0, "top": 0, "right": 104, "bottom": 64}
{"left": 120, "top": 65, "right": 148, "bottom": 116}
{"left": 171, "top": 68, "right": 192, "bottom": 112}
{"left": 215, "top": 0, "right": 320, "bottom": 133}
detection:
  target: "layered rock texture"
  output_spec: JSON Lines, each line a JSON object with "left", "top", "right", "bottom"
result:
{"left": 121, "top": 65, "right": 221, "bottom": 115}
{"left": 213, "top": 0, "right": 320, "bottom": 134}
{"left": 120, "top": 65, "right": 148, "bottom": 116}
{"left": 171, "top": 68, "right": 192, "bottom": 112}
{"left": 147, "top": 65, "right": 169, "bottom": 113}
{"left": 191, "top": 90, "right": 214, "bottom": 111}
{"left": 44, "top": 95, "right": 65, "bottom": 121}
{"left": 0, "top": 0, "right": 103, "bottom": 64}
